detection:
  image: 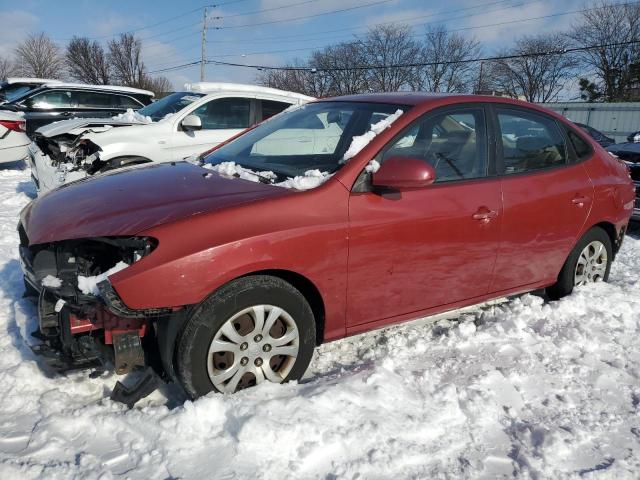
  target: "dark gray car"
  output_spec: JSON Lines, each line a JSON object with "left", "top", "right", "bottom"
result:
{"left": 1, "top": 83, "right": 154, "bottom": 136}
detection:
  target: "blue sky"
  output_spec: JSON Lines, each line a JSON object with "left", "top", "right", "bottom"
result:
{"left": 0, "top": 0, "right": 594, "bottom": 90}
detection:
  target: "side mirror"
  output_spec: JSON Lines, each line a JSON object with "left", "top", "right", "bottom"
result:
{"left": 371, "top": 156, "right": 436, "bottom": 190}
{"left": 181, "top": 114, "right": 202, "bottom": 131}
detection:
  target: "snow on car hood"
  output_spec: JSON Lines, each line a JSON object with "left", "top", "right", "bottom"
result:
{"left": 20, "top": 161, "right": 294, "bottom": 245}
{"left": 36, "top": 115, "right": 150, "bottom": 138}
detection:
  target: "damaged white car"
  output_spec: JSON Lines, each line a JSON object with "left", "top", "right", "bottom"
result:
{"left": 29, "top": 83, "right": 313, "bottom": 193}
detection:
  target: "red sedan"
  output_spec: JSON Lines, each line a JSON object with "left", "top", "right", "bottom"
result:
{"left": 19, "top": 93, "right": 635, "bottom": 403}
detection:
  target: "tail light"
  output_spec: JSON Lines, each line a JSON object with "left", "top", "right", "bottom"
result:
{"left": 0, "top": 120, "right": 26, "bottom": 133}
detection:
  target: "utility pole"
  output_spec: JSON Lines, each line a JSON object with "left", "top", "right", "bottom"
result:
{"left": 200, "top": 6, "right": 208, "bottom": 81}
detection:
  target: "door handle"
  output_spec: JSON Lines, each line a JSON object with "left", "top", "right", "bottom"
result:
{"left": 472, "top": 208, "right": 498, "bottom": 222}
{"left": 59, "top": 112, "right": 73, "bottom": 117}
{"left": 571, "top": 196, "right": 590, "bottom": 208}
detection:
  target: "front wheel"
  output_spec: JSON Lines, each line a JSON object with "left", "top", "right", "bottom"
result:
{"left": 546, "top": 226, "right": 613, "bottom": 300}
{"left": 176, "top": 275, "right": 316, "bottom": 398}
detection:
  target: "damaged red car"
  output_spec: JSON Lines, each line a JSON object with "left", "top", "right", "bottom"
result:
{"left": 19, "top": 93, "right": 635, "bottom": 405}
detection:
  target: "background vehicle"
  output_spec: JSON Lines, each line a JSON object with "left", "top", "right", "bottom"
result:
{"left": 0, "top": 111, "right": 28, "bottom": 164}
{"left": 29, "top": 82, "right": 313, "bottom": 193}
{"left": 574, "top": 122, "right": 615, "bottom": 147}
{"left": 0, "top": 77, "right": 62, "bottom": 104}
{"left": 606, "top": 143, "right": 640, "bottom": 219}
{"left": 18, "top": 93, "right": 634, "bottom": 404}
{"left": 0, "top": 83, "right": 154, "bottom": 135}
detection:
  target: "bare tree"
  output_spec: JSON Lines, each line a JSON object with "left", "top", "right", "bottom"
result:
{"left": 139, "top": 75, "right": 173, "bottom": 96}
{"left": 66, "top": 37, "right": 110, "bottom": 84}
{"left": 108, "top": 33, "right": 145, "bottom": 87}
{"left": 361, "top": 24, "right": 421, "bottom": 91}
{"left": 0, "top": 56, "right": 16, "bottom": 81}
{"left": 568, "top": 1, "right": 640, "bottom": 101}
{"left": 14, "top": 32, "right": 65, "bottom": 78}
{"left": 311, "top": 41, "right": 370, "bottom": 95}
{"left": 486, "top": 34, "right": 578, "bottom": 102}
{"left": 414, "top": 26, "right": 481, "bottom": 93}
{"left": 258, "top": 59, "right": 334, "bottom": 97}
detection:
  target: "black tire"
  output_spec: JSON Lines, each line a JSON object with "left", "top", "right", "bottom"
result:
{"left": 546, "top": 226, "right": 613, "bottom": 300}
{"left": 176, "top": 275, "right": 316, "bottom": 399}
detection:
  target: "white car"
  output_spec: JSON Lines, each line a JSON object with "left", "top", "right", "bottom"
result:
{"left": 29, "top": 83, "right": 313, "bottom": 193}
{"left": 0, "top": 111, "right": 29, "bottom": 164}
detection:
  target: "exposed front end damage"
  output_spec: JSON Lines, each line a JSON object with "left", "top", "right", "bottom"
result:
{"left": 19, "top": 225, "right": 185, "bottom": 405}
{"left": 30, "top": 119, "right": 143, "bottom": 194}
{"left": 32, "top": 133, "right": 105, "bottom": 192}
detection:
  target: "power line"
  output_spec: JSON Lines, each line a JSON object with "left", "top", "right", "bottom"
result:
{"left": 207, "top": 0, "right": 517, "bottom": 43}
{"left": 205, "top": 1, "right": 639, "bottom": 60}
{"left": 205, "top": 40, "right": 640, "bottom": 72}
{"left": 147, "top": 38, "right": 640, "bottom": 75}
{"left": 218, "top": 0, "right": 323, "bottom": 19}
{"left": 212, "top": 0, "right": 395, "bottom": 29}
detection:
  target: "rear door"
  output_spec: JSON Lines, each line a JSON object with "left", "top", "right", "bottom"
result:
{"left": 347, "top": 104, "right": 503, "bottom": 327}
{"left": 490, "top": 106, "right": 593, "bottom": 292}
{"left": 170, "top": 97, "right": 253, "bottom": 159}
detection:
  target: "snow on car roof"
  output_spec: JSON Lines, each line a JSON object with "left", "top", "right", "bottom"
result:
{"left": 5, "top": 77, "right": 63, "bottom": 85}
{"left": 185, "top": 82, "right": 313, "bottom": 102}
{"left": 41, "top": 82, "right": 155, "bottom": 97}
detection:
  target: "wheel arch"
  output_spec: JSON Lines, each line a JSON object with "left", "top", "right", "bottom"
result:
{"left": 585, "top": 220, "right": 621, "bottom": 256}
{"left": 239, "top": 269, "right": 326, "bottom": 346}
{"left": 157, "top": 268, "right": 327, "bottom": 382}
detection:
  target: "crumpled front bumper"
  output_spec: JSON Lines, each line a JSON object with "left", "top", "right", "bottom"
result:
{"left": 28, "top": 142, "right": 87, "bottom": 195}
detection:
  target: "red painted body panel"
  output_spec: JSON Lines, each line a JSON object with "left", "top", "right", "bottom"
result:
{"left": 491, "top": 163, "right": 593, "bottom": 291}
{"left": 347, "top": 178, "right": 502, "bottom": 326}
{"left": 20, "top": 93, "right": 635, "bottom": 346}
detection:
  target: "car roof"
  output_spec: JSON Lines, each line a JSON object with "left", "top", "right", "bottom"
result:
{"left": 317, "top": 92, "right": 540, "bottom": 108}
{"left": 185, "top": 82, "right": 314, "bottom": 102}
{"left": 39, "top": 83, "right": 155, "bottom": 97}
{"left": 5, "top": 77, "right": 63, "bottom": 85}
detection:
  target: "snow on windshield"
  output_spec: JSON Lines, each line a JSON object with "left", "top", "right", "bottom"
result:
{"left": 205, "top": 161, "right": 331, "bottom": 191}
{"left": 112, "top": 108, "right": 152, "bottom": 124}
{"left": 342, "top": 109, "right": 404, "bottom": 162}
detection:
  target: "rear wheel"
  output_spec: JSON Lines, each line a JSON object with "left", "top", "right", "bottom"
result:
{"left": 546, "top": 226, "right": 612, "bottom": 300}
{"left": 176, "top": 275, "right": 316, "bottom": 398}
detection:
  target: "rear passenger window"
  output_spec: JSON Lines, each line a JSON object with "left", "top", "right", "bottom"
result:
{"left": 565, "top": 127, "right": 593, "bottom": 161}
{"left": 497, "top": 109, "right": 567, "bottom": 174}
{"left": 260, "top": 100, "right": 291, "bottom": 121}
{"left": 382, "top": 108, "right": 487, "bottom": 182}
{"left": 71, "top": 91, "right": 113, "bottom": 108}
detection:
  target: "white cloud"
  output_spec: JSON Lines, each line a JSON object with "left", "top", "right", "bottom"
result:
{"left": 0, "top": 10, "right": 39, "bottom": 57}
{"left": 454, "top": 0, "right": 583, "bottom": 44}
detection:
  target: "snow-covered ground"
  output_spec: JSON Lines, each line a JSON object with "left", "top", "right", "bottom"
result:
{"left": 0, "top": 163, "right": 639, "bottom": 479}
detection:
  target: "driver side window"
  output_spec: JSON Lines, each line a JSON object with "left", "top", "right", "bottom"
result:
{"left": 191, "top": 97, "right": 251, "bottom": 130}
{"left": 382, "top": 108, "right": 488, "bottom": 183}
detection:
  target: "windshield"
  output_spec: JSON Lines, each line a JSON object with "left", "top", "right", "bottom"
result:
{"left": 0, "top": 84, "right": 34, "bottom": 103}
{"left": 137, "top": 91, "right": 205, "bottom": 121}
{"left": 204, "top": 101, "right": 408, "bottom": 180}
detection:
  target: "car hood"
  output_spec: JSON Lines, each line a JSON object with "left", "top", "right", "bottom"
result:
{"left": 36, "top": 117, "right": 150, "bottom": 138}
{"left": 606, "top": 142, "right": 640, "bottom": 155}
{"left": 21, "top": 161, "right": 293, "bottom": 245}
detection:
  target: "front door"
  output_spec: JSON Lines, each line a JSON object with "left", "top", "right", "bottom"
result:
{"left": 490, "top": 106, "right": 593, "bottom": 292}
{"left": 170, "top": 97, "right": 252, "bottom": 159}
{"left": 347, "top": 105, "right": 502, "bottom": 327}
